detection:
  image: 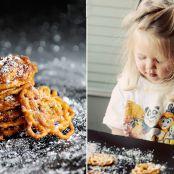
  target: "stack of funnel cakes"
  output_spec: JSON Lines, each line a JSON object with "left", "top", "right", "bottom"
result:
{"left": 0, "top": 55, "right": 37, "bottom": 140}
{"left": 0, "top": 55, "right": 75, "bottom": 141}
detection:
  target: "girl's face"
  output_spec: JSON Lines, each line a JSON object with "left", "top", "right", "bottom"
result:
{"left": 134, "top": 31, "right": 174, "bottom": 83}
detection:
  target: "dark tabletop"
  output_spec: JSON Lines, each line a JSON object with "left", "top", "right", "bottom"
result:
{"left": 88, "top": 129, "right": 174, "bottom": 174}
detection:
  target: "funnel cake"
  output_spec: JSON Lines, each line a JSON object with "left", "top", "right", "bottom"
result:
{"left": 0, "top": 109, "right": 26, "bottom": 140}
{"left": 0, "top": 108, "right": 22, "bottom": 122}
{"left": 131, "top": 163, "right": 160, "bottom": 174}
{"left": 0, "top": 54, "right": 75, "bottom": 141}
{"left": 0, "top": 126, "right": 23, "bottom": 141}
{"left": 0, "top": 55, "right": 37, "bottom": 90}
{"left": 0, "top": 83, "right": 32, "bottom": 99}
{"left": 0, "top": 95, "right": 20, "bottom": 111}
{"left": 88, "top": 153, "right": 115, "bottom": 166}
{"left": 0, "top": 82, "right": 33, "bottom": 112}
{"left": 19, "top": 86, "right": 75, "bottom": 140}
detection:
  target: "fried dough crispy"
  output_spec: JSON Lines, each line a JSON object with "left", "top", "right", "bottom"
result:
{"left": 88, "top": 153, "right": 115, "bottom": 167}
{"left": 0, "top": 109, "right": 22, "bottom": 122}
{"left": 0, "top": 82, "right": 34, "bottom": 100}
{"left": 0, "top": 54, "right": 75, "bottom": 141}
{"left": 0, "top": 116, "right": 25, "bottom": 129}
{"left": 19, "top": 86, "right": 75, "bottom": 140}
{"left": 0, "top": 109, "right": 26, "bottom": 140}
{"left": 0, "top": 55, "right": 37, "bottom": 90}
{"left": 131, "top": 163, "right": 160, "bottom": 174}
{"left": 0, "top": 95, "right": 20, "bottom": 111}
{"left": 0, "top": 126, "right": 23, "bottom": 140}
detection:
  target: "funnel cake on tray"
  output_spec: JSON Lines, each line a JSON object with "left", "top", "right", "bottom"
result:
{"left": 0, "top": 54, "right": 75, "bottom": 141}
{"left": 131, "top": 163, "right": 160, "bottom": 174}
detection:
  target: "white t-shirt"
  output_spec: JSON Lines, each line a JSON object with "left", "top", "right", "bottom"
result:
{"left": 103, "top": 76, "right": 174, "bottom": 145}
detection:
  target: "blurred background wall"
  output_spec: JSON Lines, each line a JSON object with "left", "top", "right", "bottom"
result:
{"left": 0, "top": 0, "right": 85, "bottom": 68}
{"left": 87, "top": 0, "right": 138, "bottom": 133}
{"left": 0, "top": 0, "right": 86, "bottom": 89}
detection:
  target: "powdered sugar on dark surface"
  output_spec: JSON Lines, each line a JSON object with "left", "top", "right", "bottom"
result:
{"left": 88, "top": 142, "right": 167, "bottom": 174}
{"left": 0, "top": 0, "right": 86, "bottom": 173}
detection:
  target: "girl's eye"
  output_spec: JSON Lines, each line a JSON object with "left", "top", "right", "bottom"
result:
{"left": 156, "top": 59, "right": 166, "bottom": 64}
{"left": 156, "top": 60, "right": 163, "bottom": 64}
{"left": 138, "top": 56, "right": 146, "bottom": 60}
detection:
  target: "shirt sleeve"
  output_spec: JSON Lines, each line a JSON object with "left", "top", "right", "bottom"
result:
{"left": 103, "top": 84, "right": 125, "bottom": 130}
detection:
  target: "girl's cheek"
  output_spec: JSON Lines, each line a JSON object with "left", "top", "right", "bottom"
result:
{"left": 139, "top": 63, "right": 145, "bottom": 70}
{"left": 162, "top": 65, "right": 173, "bottom": 75}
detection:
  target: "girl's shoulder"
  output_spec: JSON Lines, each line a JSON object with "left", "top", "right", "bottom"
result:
{"left": 138, "top": 76, "right": 174, "bottom": 91}
{"left": 116, "top": 76, "right": 174, "bottom": 99}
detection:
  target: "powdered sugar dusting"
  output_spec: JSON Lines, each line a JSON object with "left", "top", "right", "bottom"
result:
{"left": 17, "top": 64, "right": 27, "bottom": 77}
{"left": 0, "top": 1, "right": 85, "bottom": 173}
{"left": 35, "top": 57, "right": 85, "bottom": 89}
{"left": 0, "top": 55, "right": 20, "bottom": 74}
{"left": 0, "top": 55, "right": 29, "bottom": 84}
{"left": 4, "top": 95, "right": 15, "bottom": 101}
{"left": 88, "top": 142, "right": 167, "bottom": 174}
{"left": 0, "top": 54, "right": 20, "bottom": 66}
{"left": 0, "top": 55, "right": 23, "bottom": 84}
{"left": 0, "top": 90, "right": 86, "bottom": 174}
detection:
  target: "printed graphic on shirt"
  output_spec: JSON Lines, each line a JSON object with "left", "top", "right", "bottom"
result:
{"left": 144, "top": 106, "right": 161, "bottom": 128}
{"left": 157, "top": 111, "right": 174, "bottom": 144}
{"left": 123, "top": 100, "right": 174, "bottom": 145}
{"left": 123, "top": 100, "right": 144, "bottom": 138}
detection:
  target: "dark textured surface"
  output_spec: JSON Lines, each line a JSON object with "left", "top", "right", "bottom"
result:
{"left": 0, "top": 0, "right": 86, "bottom": 173}
{"left": 0, "top": 89, "right": 86, "bottom": 174}
{"left": 88, "top": 130, "right": 174, "bottom": 174}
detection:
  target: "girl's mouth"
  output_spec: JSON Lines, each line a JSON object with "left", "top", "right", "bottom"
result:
{"left": 149, "top": 73, "right": 157, "bottom": 77}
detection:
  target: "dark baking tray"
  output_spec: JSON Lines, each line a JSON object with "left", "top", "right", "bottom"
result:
{"left": 88, "top": 129, "right": 174, "bottom": 173}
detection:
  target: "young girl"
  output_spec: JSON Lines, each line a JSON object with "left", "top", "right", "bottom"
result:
{"left": 103, "top": 0, "right": 174, "bottom": 145}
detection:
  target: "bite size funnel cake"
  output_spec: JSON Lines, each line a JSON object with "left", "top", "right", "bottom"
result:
{"left": 19, "top": 85, "right": 75, "bottom": 140}
{"left": 131, "top": 163, "right": 160, "bottom": 174}
{"left": 0, "top": 55, "right": 37, "bottom": 90}
{"left": 88, "top": 153, "right": 116, "bottom": 167}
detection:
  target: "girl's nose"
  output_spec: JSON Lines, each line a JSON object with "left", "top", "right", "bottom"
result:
{"left": 147, "top": 59, "right": 157, "bottom": 70}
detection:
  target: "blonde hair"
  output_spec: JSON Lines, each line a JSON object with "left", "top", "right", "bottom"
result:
{"left": 118, "top": 0, "right": 174, "bottom": 90}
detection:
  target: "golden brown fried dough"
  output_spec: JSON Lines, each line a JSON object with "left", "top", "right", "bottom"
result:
{"left": 131, "top": 163, "right": 160, "bottom": 174}
{"left": 0, "top": 55, "right": 37, "bottom": 90}
{"left": 0, "top": 54, "right": 75, "bottom": 141}
{"left": 88, "top": 153, "right": 115, "bottom": 167}
{"left": 0, "top": 95, "right": 20, "bottom": 111}
{"left": 19, "top": 86, "right": 75, "bottom": 140}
